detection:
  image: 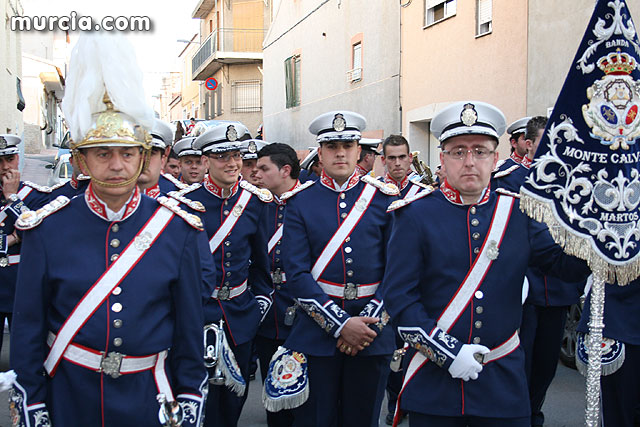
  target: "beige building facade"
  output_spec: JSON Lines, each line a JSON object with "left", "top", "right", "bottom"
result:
{"left": 190, "top": 0, "right": 269, "bottom": 136}
{"left": 262, "top": 0, "right": 400, "bottom": 149}
{"left": 401, "top": 0, "right": 640, "bottom": 170}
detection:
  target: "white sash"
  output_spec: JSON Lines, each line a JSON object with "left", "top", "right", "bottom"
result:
{"left": 405, "top": 184, "right": 421, "bottom": 199}
{"left": 437, "top": 195, "right": 514, "bottom": 331}
{"left": 209, "top": 189, "right": 252, "bottom": 254}
{"left": 310, "top": 184, "right": 377, "bottom": 280}
{"left": 267, "top": 224, "right": 283, "bottom": 254}
{"left": 44, "top": 205, "right": 175, "bottom": 375}
{"left": 0, "top": 186, "right": 33, "bottom": 223}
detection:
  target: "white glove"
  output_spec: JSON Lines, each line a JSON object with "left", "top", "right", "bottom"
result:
{"left": 447, "top": 344, "right": 489, "bottom": 381}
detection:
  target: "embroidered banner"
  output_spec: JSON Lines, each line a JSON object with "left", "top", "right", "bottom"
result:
{"left": 520, "top": 0, "right": 640, "bottom": 285}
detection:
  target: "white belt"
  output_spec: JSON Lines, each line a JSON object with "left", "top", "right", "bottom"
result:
{"left": 0, "top": 255, "right": 20, "bottom": 267}
{"left": 481, "top": 332, "right": 520, "bottom": 364}
{"left": 47, "top": 332, "right": 165, "bottom": 378}
{"left": 317, "top": 279, "right": 379, "bottom": 300}
{"left": 212, "top": 280, "right": 248, "bottom": 300}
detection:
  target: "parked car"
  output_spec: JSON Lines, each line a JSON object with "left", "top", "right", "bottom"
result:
{"left": 46, "top": 153, "right": 73, "bottom": 187}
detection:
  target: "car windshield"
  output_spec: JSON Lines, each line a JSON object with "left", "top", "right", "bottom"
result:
{"left": 58, "top": 162, "right": 73, "bottom": 179}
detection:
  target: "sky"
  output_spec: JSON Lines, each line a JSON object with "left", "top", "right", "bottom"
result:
{"left": 22, "top": 0, "right": 201, "bottom": 102}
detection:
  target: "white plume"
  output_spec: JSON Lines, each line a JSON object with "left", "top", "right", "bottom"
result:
{"left": 61, "top": 32, "right": 154, "bottom": 144}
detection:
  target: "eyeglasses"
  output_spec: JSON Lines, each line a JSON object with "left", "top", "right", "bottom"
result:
{"left": 209, "top": 152, "right": 242, "bottom": 162}
{"left": 442, "top": 147, "right": 495, "bottom": 160}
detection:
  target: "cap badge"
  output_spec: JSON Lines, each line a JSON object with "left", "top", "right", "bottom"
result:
{"left": 460, "top": 103, "right": 478, "bottom": 127}
{"left": 248, "top": 141, "right": 257, "bottom": 153}
{"left": 0, "top": 137, "right": 7, "bottom": 150}
{"left": 332, "top": 114, "right": 347, "bottom": 132}
{"left": 226, "top": 125, "right": 238, "bottom": 142}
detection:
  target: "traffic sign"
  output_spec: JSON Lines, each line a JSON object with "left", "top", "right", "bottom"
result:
{"left": 205, "top": 77, "right": 218, "bottom": 91}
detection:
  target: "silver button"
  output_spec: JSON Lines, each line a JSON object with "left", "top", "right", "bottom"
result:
{"left": 112, "top": 287, "right": 122, "bottom": 296}
{"left": 226, "top": 252, "right": 231, "bottom": 258}
{"left": 473, "top": 247, "right": 480, "bottom": 254}
{"left": 226, "top": 271, "right": 231, "bottom": 277}
{"left": 346, "top": 258, "right": 353, "bottom": 264}
{"left": 113, "top": 337, "right": 123, "bottom": 347}
{"left": 471, "top": 219, "right": 479, "bottom": 226}
{"left": 341, "top": 213, "right": 347, "bottom": 219}
{"left": 223, "top": 210, "right": 230, "bottom": 216}
{"left": 275, "top": 258, "right": 280, "bottom": 263}
{"left": 111, "top": 303, "right": 123, "bottom": 313}
{"left": 224, "top": 281, "right": 230, "bottom": 286}
{"left": 278, "top": 214, "right": 283, "bottom": 219}
{"left": 476, "top": 306, "right": 484, "bottom": 314}
{"left": 275, "top": 249, "right": 281, "bottom": 255}
{"left": 111, "top": 223, "right": 119, "bottom": 233}
{"left": 224, "top": 201, "right": 229, "bottom": 205}
{"left": 224, "top": 241, "right": 231, "bottom": 247}
{"left": 276, "top": 285, "right": 281, "bottom": 290}
{"left": 475, "top": 290, "right": 484, "bottom": 299}
{"left": 347, "top": 270, "right": 354, "bottom": 277}
{"left": 344, "top": 247, "right": 352, "bottom": 254}
{"left": 110, "top": 239, "right": 120, "bottom": 248}
{"left": 345, "top": 237, "right": 350, "bottom": 243}
{"left": 474, "top": 321, "right": 483, "bottom": 329}
{"left": 470, "top": 207, "right": 477, "bottom": 214}
{"left": 225, "top": 262, "right": 231, "bottom": 267}
{"left": 472, "top": 232, "right": 480, "bottom": 240}
{"left": 110, "top": 254, "right": 119, "bottom": 262}
{"left": 340, "top": 202, "right": 347, "bottom": 208}
{"left": 279, "top": 206, "right": 284, "bottom": 210}
{"left": 340, "top": 193, "right": 346, "bottom": 199}
{"left": 113, "top": 319, "right": 123, "bottom": 328}
{"left": 473, "top": 337, "right": 481, "bottom": 344}
{"left": 0, "top": 223, "right": 4, "bottom": 227}
{"left": 277, "top": 223, "right": 282, "bottom": 227}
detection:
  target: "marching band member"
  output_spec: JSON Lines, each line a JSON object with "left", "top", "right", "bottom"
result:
{"left": 9, "top": 33, "right": 208, "bottom": 426}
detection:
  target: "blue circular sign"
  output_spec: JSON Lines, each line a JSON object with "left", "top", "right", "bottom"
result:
{"left": 205, "top": 78, "right": 218, "bottom": 91}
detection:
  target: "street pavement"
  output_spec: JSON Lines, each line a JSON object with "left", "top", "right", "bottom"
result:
{"left": 0, "top": 153, "right": 587, "bottom": 426}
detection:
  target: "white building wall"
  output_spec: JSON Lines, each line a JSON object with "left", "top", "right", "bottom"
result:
{"left": 263, "top": 0, "right": 400, "bottom": 148}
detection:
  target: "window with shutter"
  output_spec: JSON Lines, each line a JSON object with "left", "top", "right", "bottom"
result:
{"left": 476, "top": 0, "right": 492, "bottom": 36}
{"left": 424, "top": 0, "right": 456, "bottom": 28}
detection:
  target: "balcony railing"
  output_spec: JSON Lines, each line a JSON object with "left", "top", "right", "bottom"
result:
{"left": 192, "top": 28, "right": 266, "bottom": 77}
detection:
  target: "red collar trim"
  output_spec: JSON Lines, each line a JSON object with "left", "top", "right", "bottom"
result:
{"left": 522, "top": 156, "right": 532, "bottom": 169}
{"left": 142, "top": 184, "right": 161, "bottom": 199}
{"left": 384, "top": 173, "right": 409, "bottom": 190}
{"left": 510, "top": 151, "right": 524, "bottom": 164}
{"left": 84, "top": 183, "right": 141, "bottom": 221}
{"left": 355, "top": 164, "right": 369, "bottom": 176}
{"left": 204, "top": 174, "right": 239, "bottom": 199}
{"left": 320, "top": 170, "right": 360, "bottom": 192}
{"left": 440, "top": 179, "right": 490, "bottom": 206}
{"left": 70, "top": 176, "right": 78, "bottom": 190}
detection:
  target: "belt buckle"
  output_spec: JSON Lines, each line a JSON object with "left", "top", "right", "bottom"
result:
{"left": 473, "top": 352, "right": 486, "bottom": 366}
{"left": 0, "top": 257, "right": 8, "bottom": 268}
{"left": 100, "top": 351, "right": 123, "bottom": 378}
{"left": 344, "top": 283, "right": 358, "bottom": 300}
{"left": 217, "top": 286, "right": 230, "bottom": 301}
{"left": 272, "top": 269, "right": 283, "bottom": 284}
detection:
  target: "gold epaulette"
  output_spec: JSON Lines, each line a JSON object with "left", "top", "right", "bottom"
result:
{"left": 361, "top": 174, "right": 400, "bottom": 196}
{"left": 156, "top": 196, "right": 204, "bottom": 231}
{"left": 386, "top": 188, "right": 435, "bottom": 212}
{"left": 167, "top": 186, "right": 205, "bottom": 212}
{"left": 23, "top": 181, "right": 61, "bottom": 193}
{"left": 492, "top": 164, "right": 520, "bottom": 179}
{"left": 15, "top": 195, "right": 70, "bottom": 230}
{"left": 162, "top": 173, "right": 189, "bottom": 190}
{"left": 280, "top": 180, "right": 314, "bottom": 201}
{"left": 239, "top": 180, "right": 273, "bottom": 203}
{"left": 492, "top": 159, "right": 507, "bottom": 173}
{"left": 495, "top": 188, "right": 521, "bottom": 199}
